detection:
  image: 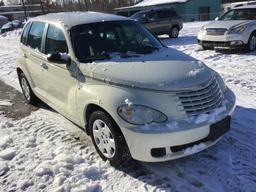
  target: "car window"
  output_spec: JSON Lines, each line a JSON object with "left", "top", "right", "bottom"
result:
{"left": 71, "top": 21, "right": 162, "bottom": 62}
{"left": 147, "top": 12, "right": 158, "bottom": 21}
{"left": 169, "top": 10, "right": 178, "bottom": 17}
{"left": 27, "top": 22, "right": 45, "bottom": 51}
{"left": 45, "top": 25, "right": 68, "bottom": 55}
{"left": 21, "top": 22, "right": 31, "bottom": 45}
{"left": 157, "top": 10, "right": 173, "bottom": 19}
{"left": 220, "top": 8, "right": 256, "bottom": 20}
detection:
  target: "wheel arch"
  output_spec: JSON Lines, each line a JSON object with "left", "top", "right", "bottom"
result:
{"left": 84, "top": 103, "right": 122, "bottom": 137}
{"left": 17, "top": 67, "right": 23, "bottom": 83}
{"left": 171, "top": 24, "right": 180, "bottom": 31}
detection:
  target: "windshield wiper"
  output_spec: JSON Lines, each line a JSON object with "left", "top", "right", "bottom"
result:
{"left": 83, "top": 53, "right": 111, "bottom": 63}
{"left": 102, "top": 51, "right": 140, "bottom": 59}
{"left": 135, "top": 45, "right": 160, "bottom": 54}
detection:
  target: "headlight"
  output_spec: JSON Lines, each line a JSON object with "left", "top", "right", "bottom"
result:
{"left": 117, "top": 104, "right": 167, "bottom": 125}
{"left": 200, "top": 26, "right": 206, "bottom": 33}
{"left": 227, "top": 24, "right": 247, "bottom": 34}
{"left": 215, "top": 73, "right": 227, "bottom": 92}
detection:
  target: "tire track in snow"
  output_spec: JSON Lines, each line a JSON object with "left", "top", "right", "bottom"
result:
{"left": 1, "top": 108, "right": 170, "bottom": 191}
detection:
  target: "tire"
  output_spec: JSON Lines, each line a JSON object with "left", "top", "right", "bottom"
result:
{"left": 246, "top": 32, "right": 256, "bottom": 52}
{"left": 19, "top": 72, "right": 40, "bottom": 105}
{"left": 169, "top": 26, "right": 179, "bottom": 38}
{"left": 89, "top": 111, "right": 131, "bottom": 166}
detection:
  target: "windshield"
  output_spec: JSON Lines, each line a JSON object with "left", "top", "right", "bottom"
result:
{"left": 219, "top": 8, "right": 256, "bottom": 20}
{"left": 71, "top": 20, "right": 162, "bottom": 62}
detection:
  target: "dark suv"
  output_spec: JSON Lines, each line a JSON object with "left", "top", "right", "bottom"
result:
{"left": 130, "top": 8, "right": 183, "bottom": 38}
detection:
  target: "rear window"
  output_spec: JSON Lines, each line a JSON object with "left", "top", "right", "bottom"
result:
{"left": 21, "top": 22, "right": 31, "bottom": 45}
{"left": 27, "top": 22, "right": 45, "bottom": 51}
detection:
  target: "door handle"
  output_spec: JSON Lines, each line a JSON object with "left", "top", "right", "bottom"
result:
{"left": 40, "top": 63, "right": 48, "bottom": 70}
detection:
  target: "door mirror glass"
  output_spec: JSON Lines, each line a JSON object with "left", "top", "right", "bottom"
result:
{"left": 215, "top": 17, "right": 219, "bottom": 21}
{"left": 47, "top": 52, "right": 70, "bottom": 64}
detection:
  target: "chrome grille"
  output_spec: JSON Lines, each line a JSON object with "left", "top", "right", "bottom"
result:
{"left": 206, "top": 28, "right": 227, "bottom": 36}
{"left": 176, "top": 77, "right": 223, "bottom": 116}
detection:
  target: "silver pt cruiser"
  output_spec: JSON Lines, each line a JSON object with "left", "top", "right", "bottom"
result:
{"left": 16, "top": 12, "right": 236, "bottom": 166}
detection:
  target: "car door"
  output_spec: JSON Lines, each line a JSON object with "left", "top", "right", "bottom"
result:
{"left": 42, "top": 24, "right": 78, "bottom": 119}
{"left": 142, "top": 11, "right": 159, "bottom": 34}
{"left": 156, "top": 10, "right": 172, "bottom": 34}
{"left": 25, "top": 21, "right": 48, "bottom": 99}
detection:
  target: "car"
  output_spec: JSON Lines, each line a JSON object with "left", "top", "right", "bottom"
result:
{"left": 1, "top": 22, "right": 14, "bottom": 34}
{"left": 17, "top": 12, "right": 236, "bottom": 166}
{"left": 197, "top": 4, "right": 256, "bottom": 52}
{"left": 0, "top": 15, "right": 8, "bottom": 28}
{"left": 12, "top": 20, "right": 23, "bottom": 28}
{"left": 130, "top": 8, "right": 183, "bottom": 38}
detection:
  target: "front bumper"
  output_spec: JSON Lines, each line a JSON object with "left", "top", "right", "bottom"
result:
{"left": 122, "top": 88, "right": 236, "bottom": 162}
{"left": 198, "top": 39, "right": 247, "bottom": 50}
{"left": 197, "top": 31, "right": 249, "bottom": 50}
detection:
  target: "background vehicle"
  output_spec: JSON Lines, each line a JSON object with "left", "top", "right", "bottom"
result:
{"left": 17, "top": 12, "right": 235, "bottom": 166}
{"left": 1, "top": 20, "right": 23, "bottom": 34}
{"left": 130, "top": 8, "right": 183, "bottom": 38}
{"left": 198, "top": 4, "right": 256, "bottom": 52}
{"left": 0, "top": 15, "right": 8, "bottom": 28}
{"left": 1, "top": 22, "right": 14, "bottom": 34}
{"left": 12, "top": 20, "right": 23, "bottom": 28}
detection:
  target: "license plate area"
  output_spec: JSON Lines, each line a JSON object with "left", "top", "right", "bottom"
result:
{"left": 170, "top": 116, "right": 231, "bottom": 153}
{"left": 208, "top": 116, "right": 231, "bottom": 141}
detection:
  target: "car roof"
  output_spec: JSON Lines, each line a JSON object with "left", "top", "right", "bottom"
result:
{"left": 30, "top": 11, "right": 130, "bottom": 29}
{"left": 135, "top": 8, "right": 175, "bottom": 14}
{"left": 233, "top": 4, "right": 256, "bottom": 9}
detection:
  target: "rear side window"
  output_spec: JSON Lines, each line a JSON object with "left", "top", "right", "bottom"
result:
{"left": 157, "top": 10, "right": 177, "bottom": 19}
{"left": 45, "top": 25, "right": 68, "bottom": 54}
{"left": 27, "top": 22, "right": 45, "bottom": 51}
{"left": 21, "top": 22, "right": 31, "bottom": 45}
{"left": 169, "top": 10, "right": 178, "bottom": 17}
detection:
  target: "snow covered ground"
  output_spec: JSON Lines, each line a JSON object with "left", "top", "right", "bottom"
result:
{"left": 0, "top": 22, "right": 256, "bottom": 191}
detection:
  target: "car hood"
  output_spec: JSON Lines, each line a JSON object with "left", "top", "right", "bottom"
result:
{"left": 79, "top": 48, "right": 213, "bottom": 91}
{"left": 203, "top": 20, "right": 252, "bottom": 30}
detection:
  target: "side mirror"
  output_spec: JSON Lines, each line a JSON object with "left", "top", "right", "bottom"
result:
{"left": 215, "top": 17, "right": 219, "bottom": 21}
{"left": 47, "top": 52, "right": 71, "bottom": 64}
{"left": 140, "top": 14, "right": 148, "bottom": 23}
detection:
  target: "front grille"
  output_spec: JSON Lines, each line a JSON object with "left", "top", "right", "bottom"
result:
{"left": 176, "top": 77, "right": 223, "bottom": 116}
{"left": 206, "top": 28, "right": 227, "bottom": 36}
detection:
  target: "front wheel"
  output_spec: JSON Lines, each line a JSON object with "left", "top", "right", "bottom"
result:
{"left": 89, "top": 111, "right": 131, "bottom": 166}
{"left": 247, "top": 32, "right": 256, "bottom": 52}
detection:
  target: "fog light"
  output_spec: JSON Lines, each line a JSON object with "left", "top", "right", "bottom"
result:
{"left": 151, "top": 148, "right": 166, "bottom": 157}
{"left": 230, "top": 41, "right": 243, "bottom": 46}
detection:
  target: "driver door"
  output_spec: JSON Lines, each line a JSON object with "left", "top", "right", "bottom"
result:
{"left": 42, "top": 24, "right": 78, "bottom": 119}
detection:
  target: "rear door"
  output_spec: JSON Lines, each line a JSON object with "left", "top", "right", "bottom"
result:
{"left": 25, "top": 21, "right": 48, "bottom": 99}
{"left": 156, "top": 10, "right": 173, "bottom": 34}
{"left": 42, "top": 24, "right": 78, "bottom": 118}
